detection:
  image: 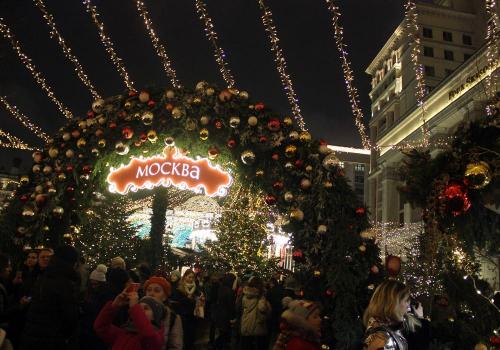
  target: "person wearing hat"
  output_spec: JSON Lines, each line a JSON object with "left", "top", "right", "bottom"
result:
{"left": 94, "top": 287, "right": 165, "bottom": 350}
{"left": 21, "top": 245, "right": 81, "bottom": 350}
{"left": 273, "top": 298, "right": 322, "bottom": 350}
{"left": 111, "top": 257, "right": 126, "bottom": 270}
{"left": 144, "top": 277, "right": 183, "bottom": 350}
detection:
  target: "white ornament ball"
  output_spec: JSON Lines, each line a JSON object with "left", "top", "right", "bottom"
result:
{"left": 139, "top": 91, "right": 150, "bottom": 103}
{"left": 248, "top": 116, "right": 258, "bottom": 126}
{"left": 317, "top": 225, "right": 327, "bottom": 234}
{"left": 92, "top": 99, "right": 105, "bottom": 113}
{"left": 65, "top": 149, "right": 75, "bottom": 158}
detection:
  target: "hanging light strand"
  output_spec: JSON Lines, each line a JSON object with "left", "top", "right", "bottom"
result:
{"left": 0, "top": 96, "right": 50, "bottom": 143}
{"left": 135, "top": 0, "right": 182, "bottom": 89}
{"left": 324, "top": 0, "right": 372, "bottom": 150}
{"left": 34, "top": 0, "right": 101, "bottom": 100}
{"left": 83, "top": 0, "right": 135, "bottom": 91}
{"left": 195, "top": 0, "right": 236, "bottom": 88}
{"left": 257, "top": 0, "right": 306, "bottom": 131}
{"left": 0, "top": 128, "right": 37, "bottom": 151}
{"left": 484, "top": 0, "right": 499, "bottom": 115}
{"left": 404, "top": 1, "right": 430, "bottom": 146}
{"left": 0, "top": 18, "right": 73, "bottom": 120}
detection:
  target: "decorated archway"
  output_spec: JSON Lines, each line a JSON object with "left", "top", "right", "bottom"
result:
{"left": 2, "top": 83, "right": 381, "bottom": 346}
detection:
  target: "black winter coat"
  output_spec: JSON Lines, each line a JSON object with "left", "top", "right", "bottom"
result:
{"left": 20, "top": 260, "right": 80, "bottom": 350}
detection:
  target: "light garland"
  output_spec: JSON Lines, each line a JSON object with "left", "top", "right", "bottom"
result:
{"left": 0, "top": 128, "right": 37, "bottom": 151}
{"left": 34, "top": 0, "right": 101, "bottom": 100}
{"left": 0, "top": 96, "right": 50, "bottom": 143}
{"left": 256, "top": 0, "right": 306, "bottom": 131}
{"left": 82, "top": 0, "right": 135, "bottom": 91}
{"left": 404, "top": 1, "right": 430, "bottom": 146}
{"left": 484, "top": 0, "right": 499, "bottom": 115}
{"left": 0, "top": 17, "right": 73, "bottom": 120}
{"left": 195, "top": 0, "right": 236, "bottom": 88}
{"left": 135, "top": 0, "right": 181, "bottom": 89}
{"left": 324, "top": 0, "right": 372, "bottom": 150}
{"left": 463, "top": 274, "right": 500, "bottom": 313}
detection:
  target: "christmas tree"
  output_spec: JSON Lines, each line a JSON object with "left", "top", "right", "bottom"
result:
{"left": 73, "top": 193, "right": 145, "bottom": 268}
{"left": 203, "top": 186, "right": 279, "bottom": 279}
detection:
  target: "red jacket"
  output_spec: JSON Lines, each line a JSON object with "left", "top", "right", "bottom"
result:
{"left": 94, "top": 301, "right": 165, "bottom": 350}
{"left": 286, "top": 336, "right": 321, "bottom": 350}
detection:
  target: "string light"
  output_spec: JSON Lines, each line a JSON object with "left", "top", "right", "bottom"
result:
{"left": 0, "top": 128, "right": 37, "bottom": 151}
{"left": 34, "top": 0, "right": 101, "bottom": 100}
{"left": 0, "top": 17, "right": 73, "bottom": 120}
{"left": 135, "top": 0, "right": 181, "bottom": 89}
{"left": 0, "top": 96, "right": 50, "bottom": 143}
{"left": 484, "top": 0, "right": 499, "bottom": 115}
{"left": 83, "top": 0, "right": 135, "bottom": 91}
{"left": 324, "top": 0, "right": 372, "bottom": 150}
{"left": 256, "top": 0, "right": 306, "bottom": 131}
{"left": 404, "top": 1, "right": 430, "bottom": 146}
{"left": 195, "top": 0, "right": 236, "bottom": 88}
{"left": 463, "top": 275, "right": 500, "bottom": 314}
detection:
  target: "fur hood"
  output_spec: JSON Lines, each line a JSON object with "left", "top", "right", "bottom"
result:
{"left": 281, "top": 309, "right": 317, "bottom": 334}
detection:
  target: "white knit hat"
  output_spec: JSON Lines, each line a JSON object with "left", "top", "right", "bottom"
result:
{"left": 89, "top": 264, "right": 107, "bottom": 282}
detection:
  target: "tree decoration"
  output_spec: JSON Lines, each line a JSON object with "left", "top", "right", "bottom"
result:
{"left": 199, "top": 128, "right": 209, "bottom": 140}
{"left": 147, "top": 130, "right": 158, "bottom": 143}
{"left": 290, "top": 208, "right": 304, "bottom": 221}
{"left": 440, "top": 183, "right": 471, "bottom": 217}
{"left": 299, "top": 131, "right": 311, "bottom": 143}
{"left": 241, "top": 150, "right": 256, "bottom": 165}
{"left": 267, "top": 118, "right": 281, "bottom": 131}
{"left": 207, "top": 147, "right": 219, "bottom": 160}
{"left": 164, "top": 136, "right": 175, "bottom": 147}
{"left": 385, "top": 255, "right": 401, "bottom": 277}
{"left": 300, "top": 178, "right": 311, "bottom": 190}
{"left": 248, "top": 116, "right": 258, "bottom": 126}
{"left": 229, "top": 116, "right": 241, "bottom": 128}
{"left": 322, "top": 153, "right": 340, "bottom": 170}
{"left": 464, "top": 161, "right": 491, "bottom": 189}
{"left": 292, "top": 249, "right": 305, "bottom": 263}
{"left": 285, "top": 144, "right": 297, "bottom": 158}
{"left": 317, "top": 224, "right": 327, "bottom": 234}
{"left": 264, "top": 194, "right": 277, "bottom": 205}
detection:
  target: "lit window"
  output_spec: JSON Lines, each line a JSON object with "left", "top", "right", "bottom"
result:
{"left": 443, "top": 31, "right": 453, "bottom": 42}
{"left": 423, "top": 27, "right": 433, "bottom": 38}
{"left": 462, "top": 35, "right": 472, "bottom": 45}
{"left": 444, "top": 50, "right": 454, "bottom": 61}
{"left": 354, "top": 164, "right": 365, "bottom": 172}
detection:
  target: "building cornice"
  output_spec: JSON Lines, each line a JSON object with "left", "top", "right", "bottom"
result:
{"left": 365, "top": 23, "right": 404, "bottom": 76}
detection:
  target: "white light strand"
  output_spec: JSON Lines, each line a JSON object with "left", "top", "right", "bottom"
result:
{"left": 257, "top": 0, "right": 306, "bottom": 131}
{"left": 34, "top": 0, "right": 101, "bottom": 100}
{"left": 484, "top": 0, "right": 499, "bottom": 115}
{"left": 324, "top": 0, "right": 372, "bottom": 150}
{"left": 135, "top": 0, "right": 181, "bottom": 89}
{"left": 83, "top": 0, "right": 135, "bottom": 91}
{"left": 195, "top": 0, "right": 236, "bottom": 89}
{"left": 0, "top": 128, "right": 37, "bottom": 151}
{"left": 0, "top": 96, "right": 50, "bottom": 143}
{"left": 404, "top": 1, "right": 430, "bottom": 146}
{"left": 0, "top": 17, "right": 73, "bottom": 120}
{"left": 463, "top": 275, "right": 500, "bottom": 314}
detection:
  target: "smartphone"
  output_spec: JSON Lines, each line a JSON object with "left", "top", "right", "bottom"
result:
{"left": 126, "top": 283, "right": 140, "bottom": 293}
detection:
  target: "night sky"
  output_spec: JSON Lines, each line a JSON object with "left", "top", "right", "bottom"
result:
{"left": 0, "top": 0, "right": 405, "bottom": 168}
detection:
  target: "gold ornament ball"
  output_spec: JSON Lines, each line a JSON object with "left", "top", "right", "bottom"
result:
{"left": 65, "top": 149, "right": 75, "bottom": 158}
{"left": 195, "top": 81, "right": 208, "bottom": 91}
{"left": 200, "top": 128, "right": 209, "bottom": 141}
{"left": 465, "top": 161, "right": 491, "bottom": 189}
{"left": 305, "top": 165, "right": 313, "bottom": 172}
{"left": 323, "top": 181, "right": 333, "bottom": 188}
{"left": 171, "top": 107, "right": 184, "bottom": 119}
{"left": 52, "top": 206, "right": 64, "bottom": 216}
{"left": 124, "top": 101, "right": 133, "bottom": 110}
{"left": 208, "top": 147, "right": 219, "bottom": 160}
{"left": 299, "top": 131, "right": 312, "bottom": 143}
{"left": 360, "top": 229, "right": 376, "bottom": 240}
{"left": 300, "top": 178, "right": 312, "bottom": 190}
{"left": 283, "top": 116, "right": 293, "bottom": 126}
{"left": 290, "top": 208, "right": 304, "bottom": 221}
{"left": 141, "top": 111, "right": 154, "bottom": 125}
{"left": 313, "top": 270, "right": 321, "bottom": 277}
{"left": 164, "top": 136, "right": 175, "bottom": 147}
{"left": 239, "top": 91, "right": 249, "bottom": 99}
{"left": 20, "top": 175, "right": 30, "bottom": 185}
{"left": 206, "top": 87, "right": 215, "bottom": 96}
{"left": 147, "top": 130, "right": 158, "bottom": 143}
{"left": 58, "top": 173, "right": 66, "bottom": 181}
{"left": 285, "top": 145, "right": 297, "bottom": 158}
{"left": 115, "top": 142, "right": 129, "bottom": 155}
{"left": 42, "top": 165, "right": 52, "bottom": 175}
{"left": 317, "top": 225, "right": 327, "bottom": 234}
{"left": 185, "top": 118, "right": 197, "bottom": 131}
{"left": 192, "top": 97, "right": 202, "bottom": 105}
{"left": 200, "top": 116, "right": 210, "bottom": 126}
{"left": 48, "top": 147, "right": 59, "bottom": 158}
{"left": 256, "top": 169, "right": 265, "bottom": 177}
{"left": 284, "top": 192, "right": 294, "bottom": 202}
{"left": 319, "top": 144, "right": 332, "bottom": 154}
{"left": 98, "top": 116, "right": 107, "bottom": 125}
{"left": 32, "top": 151, "right": 43, "bottom": 163}
{"left": 98, "top": 139, "right": 106, "bottom": 148}
{"left": 241, "top": 150, "right": 256, "bottom": 165}
{"left": 77, "top": 138, "right": 87, "bottom": 149}
{"left": 358, "top": 245, "right": 367, "bottom": 252}
{"left": 474, "top": 344, "right": 488, "bottom": 350}
{"left": 92, "top": 98, "right": 105, "bottom": 113}
{"left": 78, "top": 120, "right": 87, "bottom": 130}
{"left": 139, "top": 91, "right": 150, "bottom": 103}
{"left": 165, "top": 90, "right": 175, "bottom": 99}
{"left": 229, "top": 116, "right": 241, "bottom": 128}
{"left": 322, "top": 153, "right": 340, "bottom": 170}
{"left": 62, "top": 132, "right": 71, "bottom": 141}
{"left": 248, "top": 116, "right": 258, "bottom": 126}
{"left": 289, "top": 131, "right": 299, "bottom": 141}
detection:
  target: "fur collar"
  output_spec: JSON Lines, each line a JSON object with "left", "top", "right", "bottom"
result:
{"left": 281, "top": 309, "right": 317, "bottom": 334}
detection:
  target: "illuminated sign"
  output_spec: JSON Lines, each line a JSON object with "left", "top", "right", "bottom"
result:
{"left": 448, "top": 59, "right": 499, "bottom": 100}
{"left": 107, "top": 147, "right": 232, "bottom": 197}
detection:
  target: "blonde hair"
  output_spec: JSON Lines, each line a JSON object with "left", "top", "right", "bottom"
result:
{"left": 363, "top": 280, "right": 410, "bottom": 327}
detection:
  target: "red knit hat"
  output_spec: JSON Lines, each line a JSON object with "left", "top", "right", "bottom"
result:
{"left": 144, "top": 276, "right": 172, "bottom": 297}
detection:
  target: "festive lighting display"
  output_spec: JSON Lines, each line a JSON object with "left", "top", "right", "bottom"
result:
{"left": 135, "top": 0, "right": 181, "bottom": 89}
{"left": 0, "top": 128, "right": 36, "bottom": 151}
{"left": 0, "top": 18, "right": 73, "bottom": 120}
{"left": 195, "top": 0, "right": 236, "bottom": 88}
{"left": 464, "top": 275, "right": 500, "bottom": 313}
{"left": 34, "top": 0, "right": 101, "bottom": 100}
{"left": 403, "top": 1, "right": 430, "bottom": 146}
{"left": 324, "top": 0, "right": 372, "bottom": 150}
{"left": 83, "top": 0, "right": 135, "bottom": 91}
{"left": 0, "top": 96, "right": 50, "bottom": 143}
{"left": 257, "top": 0, "right": 306, "bottom": 131}
{"left": 484, "top": 0, "right": 499, "bottom": 115}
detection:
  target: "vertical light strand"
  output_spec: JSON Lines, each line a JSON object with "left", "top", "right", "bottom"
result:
{"left": 195, "top": 0, "right": 236, "bottom": 88}
{"left": 0, "top": 18, "right": 73, "bottom": 120}
{"left": 484, "top": 0, "right": 499, "bottom": 115}
{"left": 34, "top": 0, "right": 101, "bottom": 100}
{"left": 135, "top": 0, "right": 182, "bottom": 89}
{"left": 256, "top": 0, "right": 306, "bottom": 131}
{"left": 324, "top": 0, "right": 372, "bottom": 150}
{"left": 83, "top": 0, "right": 135, "bottom": 91}
{"left": 0, "top": 96, "right": 50, "bottom": 143}
{"left": 0, "top": 128, "right": 37, "bottom": 150}
{"left": 404, "top": 1, "right": 430, "bottom": 146}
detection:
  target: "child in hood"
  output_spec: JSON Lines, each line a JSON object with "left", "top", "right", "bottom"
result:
{"left": 94, "top": 287, "right": 165, "bottom": 350}
{"left": 273, "top": 297, "right": 322, "bottom": 350}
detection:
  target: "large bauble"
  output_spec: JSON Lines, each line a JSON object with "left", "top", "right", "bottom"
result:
{"left": 164, "top": 136, "right": 175, "bottom": 147}
{"left": 465, "top": 161, "right": 491, "bottom": 189}
{"left": 285, "top": 145, "right": 297, "bottom": 158}
{"left": 65, "top": 149, "right": 75, "bottom": 158}
{"left": 229, "top": 116, "right": 241, "bottom": 128}
{"left": 139, "top": 90, "right": 150, "bottom": 103}
{"left": 185, "top": 118, "right": 197, "bottom": 131}
{"left": 264, "top": 194, "right": 277, "bottom": 205}
{"left": 147, "top": 130, "right": 158, "bottom": 143}
{"left": 48, "top": 147, "right": 59, "bottom": 158}
{"left": 62, "top": 132, "right": 71, "bottom": 141}
{"left": 248, "top": 116, "right": 258, "bottom": 126}
{"left": 241, "top": 150, "right": 256, "bottom": 165}
{"left": 32, "top": 151, "right": 43, "bottom": 163}
{"left": 289, "top": 131, "right": 299, "bottom": 141}
{"left": 165, "top": 90, "right": 175, "bottom": 99}
{"left": 208, "top": 147, "right": 219, "bottom": 160}
{"left": 299, "top": 131, "right": 311, "bottom": 143}
{"left": 92, "top": 99, "right": 105, "bottom": 113}
{"left": 195, "top": 81, "right": 208, "bottom": 91}
{"left": 300, "top": 178, "right": 311, "bottom": 190}
{"left": 42, "top": 165, "right": 52, "bottom": 175}
{"left": 122, "top": 126, "right": 134, "bottom": 139}
{"left": 115, "top": 142, "right": 129, "bottom": 155}
{"left": 200, "top": 116, "right": 210, "bottom": 126}
{"left": 290, "top": 208, "right": 304, "bottom": 221}
{"left": 77, "top": 138, "right": 86, "bottom": 149}
{"left": 322, "top": 153, "right": 340, "bottom": 170}
{"left": 142, "top": 111, "right": 154, "bottom": 125}
{"left": 267, "top": 118, "right": 281, "bottom": 131}
{"left": 284, "top": 192, "right": 294, "bottom": 202}
{"left": 172, "top": 107, "right": 184, "bottom": 119}
{"left": 200, "top": 128, "right": 209, "bottom": 141}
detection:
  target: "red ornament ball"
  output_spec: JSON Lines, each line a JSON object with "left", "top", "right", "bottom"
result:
{"left": 295, "top": 160, "right": 303, "bottom": 168}
{"left": 292, "top": 249, "right": 305, "bottom": 263}
{"left": 122, "top": 126, "right": 134, "bottom": 139}
{"left": 214, "top": 119, "right": 223, "bottom": 129}
{"left": 259, "top": 135, "right": 267, "bottom": 143}
{"left": 355, "top": 207, "right": 366, "bottom": 215}
{"left": 440, "top": 183, "right": 471, "bottom": 217}
{"left": 271, "top": 153, "right": 279, "bottom": 161}
{"left": 147, "top": 100, "right": 155, "bottom": 108}
{"left": 227, "top": 139, "right": 237, "bottom": 148}
{"left": 264, "top": 194, "right": 277, "bottom": 206}
{"left": 255, "top": 102, "right": 265, "bottom": 111}
{"left": 273, "top": 181, "right": 284, "bottom": 190}
{"left": 267, "top": 118, "right": 281, "bottom": 131}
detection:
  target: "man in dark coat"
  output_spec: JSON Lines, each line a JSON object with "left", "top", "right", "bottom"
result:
{"left": 213, "top": 273, "right": 236, "bottom": 350}
{"left": 20, "top": 245, "right": 80, "bottom": 350}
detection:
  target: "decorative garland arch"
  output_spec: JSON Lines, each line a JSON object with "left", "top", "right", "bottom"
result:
{"left": 2, "top": 82, "right": 381, "bottom": 346}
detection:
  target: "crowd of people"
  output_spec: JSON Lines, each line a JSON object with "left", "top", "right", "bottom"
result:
{"left": 0, "top": 245, "right": 452, "bottom": 350}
